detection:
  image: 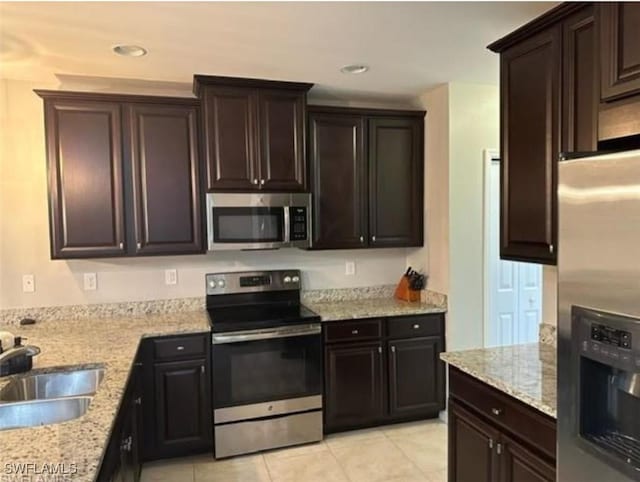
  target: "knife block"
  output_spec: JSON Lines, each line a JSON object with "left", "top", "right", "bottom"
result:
{"left": 394, "top": 276, "right": 421, "bottom": 302}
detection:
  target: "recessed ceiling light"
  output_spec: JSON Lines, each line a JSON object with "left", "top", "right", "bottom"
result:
{"left": 340, "top": 64, "right": 369, "bottom": 75}
{"left": 112, "top": 44, "right": 148, "bottom": 57}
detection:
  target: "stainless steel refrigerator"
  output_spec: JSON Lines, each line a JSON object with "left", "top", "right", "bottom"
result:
{"left": 558, "top": 149, "right": 640, "bottom": 481}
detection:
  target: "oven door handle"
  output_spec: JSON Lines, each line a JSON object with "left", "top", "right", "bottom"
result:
{"left": 211, "top": 324, "right": 321, "bottom": 344}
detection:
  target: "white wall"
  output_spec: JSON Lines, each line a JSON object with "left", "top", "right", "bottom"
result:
{"left": 0, "top": 78, "right": 412, "bottom": 309}
{"left": 542, "top": 266, "right": 558, "bottom": 325}
{"left": 413, "top": 82, "right": 499, "bottom": 351}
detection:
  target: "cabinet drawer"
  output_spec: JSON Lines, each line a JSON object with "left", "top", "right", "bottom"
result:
{"left": 387, "top": 314, "right": 443, "bottom": 339}
{"left": 449, "top": 367, "right": 556, "bottom": 460}
{"left": 153, "top": 334, "right": 207, "bottom": 360}
{"left": 324, "top": 319, "right": 382, "bottom": 344}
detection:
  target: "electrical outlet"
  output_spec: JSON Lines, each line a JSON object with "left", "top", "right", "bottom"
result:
{"left": 345, "top": 261, "right": 356, "bottom": 276}
{"left": 165, "top": 269, "right": 178, "bottom": 285}
{"left": 22, "top": 274, "right": 35, "bottom": 293}
{"left": 83, "top": 273, "right": 97, "bottom": 291}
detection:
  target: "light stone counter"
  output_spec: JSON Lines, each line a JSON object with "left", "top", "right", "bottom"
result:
{"left": 306, "top": 298, "right": 446, "bottom": 322}
{"left": 0, "top": 311, "right": 210, "bottom": 481}
{"left": 440, "top": 343, "right": 557, "bottom": 419}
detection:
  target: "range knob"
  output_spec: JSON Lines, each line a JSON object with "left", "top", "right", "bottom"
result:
{"left": 208, "top": 280, "right": 216, "bottom": 288}
{"left": 292, "top": 275, "right": 300, "bottom": 283}
{"left": 284, "top": 276, "right": 292, "bottom": 283}
{"left": 217, "top": 279, "right": 226, "bottom": 288}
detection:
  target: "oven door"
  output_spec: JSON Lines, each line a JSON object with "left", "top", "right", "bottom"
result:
{"left": 211, "top": 324, "right": 322, "bottom": 422}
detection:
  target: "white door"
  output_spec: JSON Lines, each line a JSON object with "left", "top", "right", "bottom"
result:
{"left": 484, "top": 151, "right": 542, "bottom": 347}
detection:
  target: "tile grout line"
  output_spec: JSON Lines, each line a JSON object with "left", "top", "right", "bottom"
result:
{"left": 261, "top": 453, "right": 275, "bottom": 482}
{"left": 324, "top": 436, "right": 358, "bottom": 482}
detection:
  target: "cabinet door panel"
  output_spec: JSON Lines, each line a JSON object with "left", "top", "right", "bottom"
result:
{"left": 258, "top": 90, "right": 306, "bottom": 191}
{"left": 501, "top": 25, "right": 560, "bottom": 264}
{"left": 563, "top": 6, "right": 598, "bottom": 152}
{"left": 388, "top": 337, "right": 444, "bottom": 417}
{"left": 309, "top": 112, "right": 367, "bottom": 249}
{"left": 368, "top": 117, "right": 423, "bottom": 248}
{"left": 449, "top": 400, "right": 499, "bottom": 482}
{"left": 202, "top": 86, "right": 257, "bottom": 190}
{"left": 324, "top": 343, "right": 384, "bottom": 432}
{"left": 44, "top": 100, "right": 126, "bottom": 258}
{"left": 153, "top": 359, "right": 211, "bottom": 455}
{"left": 128, "top": 104, "right": 203, "bottom": 255}
{"left": 500, "top": 435, "right": 555, "bottom": 482}
{"left": 600, "top": 3, "right": 640, "bottom": 101}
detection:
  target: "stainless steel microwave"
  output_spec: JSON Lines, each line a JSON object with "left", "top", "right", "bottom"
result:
{"left": 206, "top": 193, "right": 311, "bottom": 251}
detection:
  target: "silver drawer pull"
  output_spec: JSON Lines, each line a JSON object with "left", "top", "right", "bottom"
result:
{"left": 491, "top": 407, "right": 503, "bottom": 416}
{"left": 176, "top": 346, "right": 185, "bottom": 351}
{"left": 413, "top": 324, "right": 420, "bottom": 329}
{"left": 351, "top": 329, "right": 359, "bottom": 335}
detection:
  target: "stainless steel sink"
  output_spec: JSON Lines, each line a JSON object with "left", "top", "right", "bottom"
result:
{"left": 0, "top": 396, "right": 93, "bottom": 431}
{"left": 0, "top": 367, "right": 105, "bottom": 401}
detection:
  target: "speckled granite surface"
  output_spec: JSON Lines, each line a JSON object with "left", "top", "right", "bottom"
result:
{"left": 307, "top": 296, "right": 447, "bottom": 322}
{"left": 440, "top": 343, "right": 557, "bottom": 419}
{"left": 539, "top": 322, "right": 557, "bottom": 347}
{"left": 0, "top": 311, "right": 210, "bottom": 481}
{"left": 0, "top": 297, "right": 205, "bottom": 326}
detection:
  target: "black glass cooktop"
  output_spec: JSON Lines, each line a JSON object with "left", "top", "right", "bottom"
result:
{"left": 207, "top": 303, "right": 320, "bottom": 333}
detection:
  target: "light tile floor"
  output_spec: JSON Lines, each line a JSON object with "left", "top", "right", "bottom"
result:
{"left": 141, "top": 419, "right": 447, "bottom": 482}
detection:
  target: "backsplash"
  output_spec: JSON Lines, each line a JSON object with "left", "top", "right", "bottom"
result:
{"left": 539, "top": 322, "right": 557, "bottom": 347}
{"left": 0, "top": 286, "right": 448, "bottom": 326}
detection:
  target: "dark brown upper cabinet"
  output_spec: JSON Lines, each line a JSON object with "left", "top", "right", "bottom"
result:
{"left": 308, "top": 112, "right": 367, "bottom": 249}
{"left": 499, "top": 25, "right": 561, "bottom": 265}
{"left": 200, "top": 86, "right": 258, "bottom": 190}
{"left": 42, "top": 99, "right": 127, "bottom": 258}
{"left": 488, "top": 3, "right": 596, "bottom": 266}
{"left": 37, "top": 91, "right": 204, "bottom": 259}
{"left": 368, "top": 117, "right": 423, "bottom": 248}
{"left": 562, "top": 5, "right": 598, "bottom": 153}
{"left": 308, "top": 106, "right": 424, "bottom": 250}
{"left": 194, "top": 75, "right": 313, "bottom": 192}
{"left": 127, "top": 104, "right": 203, "bottom": 255}
{"left": 600, "top": 2, "right": 640, "bottom": 102}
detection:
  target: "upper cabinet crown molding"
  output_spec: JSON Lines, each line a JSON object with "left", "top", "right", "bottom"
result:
{"left": 193, "top": 75, "right": 313, "bottom": 96}
{"left": 35, "top": 89, "right": 199, "bottom": 106}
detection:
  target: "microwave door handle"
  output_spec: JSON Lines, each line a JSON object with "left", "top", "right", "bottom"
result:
{"left": 211, "top": 324, "right": 321, "bottom": 344}
{"left": 283, "top": 206, "right": 291, "bottom": 244}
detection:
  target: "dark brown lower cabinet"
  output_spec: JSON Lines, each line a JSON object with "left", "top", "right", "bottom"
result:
{"left": 388, "top": 337, "right": 444, "bottom": 418}
{"left": 449, "top": 400, "right": 500, "bottom": 482}
{"left": 325, "top": 342, "right": 384, "bottom": 430}
{"left": 448, "top": 367, "right": 556, "bottom": 482}
{"left": 324, "top": 314, "right": 445, "bottom": 433}
{"left": 153, "top": 359, "right": 211, "bottom": 456}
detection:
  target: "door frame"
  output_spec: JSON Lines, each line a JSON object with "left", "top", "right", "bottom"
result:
{"left": 482, "top": 148, "right": 500, "bottom": 348}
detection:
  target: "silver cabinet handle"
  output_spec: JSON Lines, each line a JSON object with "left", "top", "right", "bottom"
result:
{"left": 260, "top": 179, "right": 265, "bottom": 185}
{"left": 359, "top": 236, "right": 364, "bottom": 243}
{"left": 351, "top": 329, "right": 359, "bottom": 335}
{"left": 378, "top": 346, "right": 382, "bottom": 354}
{"left": 137, "top": 242, "right": 142, "bottom": 249}
{"left": 491, "top": 408, "right": 503, "bottom": 416}
{"left": 119, "top": 242, "right": 123, "bottom": 249}
{"left": 201, "top": 365, "right": 205, "bottom": 374}
{"left": 134, "top": 397, "right": 142, "bottom": 405}
{"left": 549, "top": 244, "right": 554, "bottom": 254}
{"left": 413, "top": 324, "right": 420, "bottom": 329}
{"left": 372, "top": 236, "right": 376, "bottom": 242}
{"left": 391, "top": 345, "right": 396, "bottom": 353}
{"left": 176, "top": 345, "right": 185, "bottom": 351}
{"left": 489, "top": 438, "right": 494, "bottom": 449}
{"left": 252, "top": 179, "right": 258, "bottom": 185}
{"left": 496, "top": 443, "right": 503, "bottom": 455}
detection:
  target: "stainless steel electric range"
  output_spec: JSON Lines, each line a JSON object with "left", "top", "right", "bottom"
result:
{"left": 206, "top": 270, "right": 322, "bottom": 458}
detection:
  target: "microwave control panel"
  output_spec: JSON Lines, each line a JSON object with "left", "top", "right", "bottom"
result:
{"left": 289, "top": 207, "right": 308, "bottom": 241}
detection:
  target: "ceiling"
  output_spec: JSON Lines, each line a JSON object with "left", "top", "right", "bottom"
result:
{"left": 0, "top": 2, "right": 556, "bottom": 103}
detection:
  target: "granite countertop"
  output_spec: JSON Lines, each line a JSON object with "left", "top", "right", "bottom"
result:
{"left": 440, "top": 343, "right": 557, "bottom": 419}
{"left": 306, "top": 297, "right": 446, "bottom": 322}
{"left": 0, "top": 311, "right": 210, "bottom": 481}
